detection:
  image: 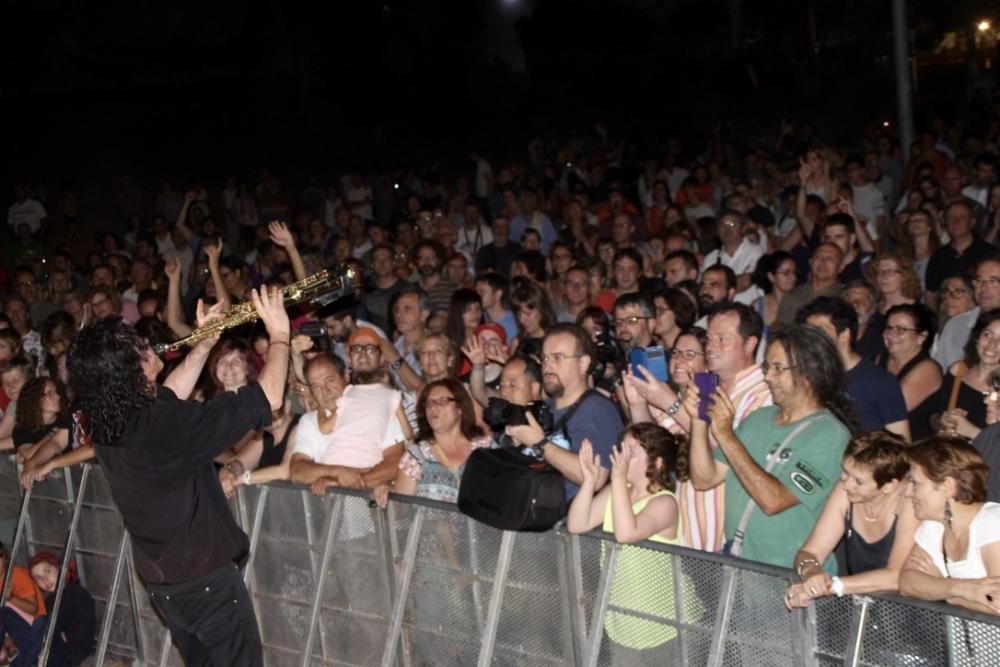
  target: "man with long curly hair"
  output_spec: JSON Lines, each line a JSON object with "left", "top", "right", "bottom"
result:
{"left": 67, "top": 288, "right": 290, "bottom": 666}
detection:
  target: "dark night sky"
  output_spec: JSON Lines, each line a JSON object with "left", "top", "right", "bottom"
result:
{"left": 1, "top": 0, "right": 995, "bottom": 180}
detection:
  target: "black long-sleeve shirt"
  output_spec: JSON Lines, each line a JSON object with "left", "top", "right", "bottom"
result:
{"left": 95, "top": 384, "right": 272, "bottom": 584}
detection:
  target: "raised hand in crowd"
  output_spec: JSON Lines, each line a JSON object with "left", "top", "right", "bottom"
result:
{"left": 577, "top": 439, "right": 603, "bottom": 490}
{"left": 462, "top": 335, "right": 487, "bottom": 367}
{"left": 268, "top": 220, "right": 307, "bottom": 280}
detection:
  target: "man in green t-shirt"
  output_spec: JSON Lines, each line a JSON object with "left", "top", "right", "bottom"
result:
{"left": 683, "top": 324, "right": 856, "bottom": 567}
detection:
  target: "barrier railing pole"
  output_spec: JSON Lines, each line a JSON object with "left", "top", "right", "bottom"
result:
{"left": 557, "top": 531, "right": 583, "bottom": 666}
{"left": 299, "top": 494, "right": 343, "bottom": 667}
{"left": 125, "top": 544, "right": 149, "bottom": 664}
{"left": 372, "top": 502, "right": 403, "bottom": 667}
{"left": 670, "top": 552, "right": 688, "bottom": 666}
{"left": 583, "top": 542, "right": 620, "bottom": 667}
{"left": 0, "top": 484, "right": 31, "bottom": 609}
{"left": 381, "top": 507, "right": 425, "bottom": 667}
{"left": 476, "top": 530, "right": 516, "bottom": 667}
{"left": 791, "top": 598, "right": 818, "bottom": 667}
{"left": 706, "top": 565, "right": 739, "bottom": 667}
{"left": 466, "top": 516, "right": 485, "bottom": 634}
{"left": 242, "top": 485, "right": 270, "bottom": 587}
{"left": 844, "top": 595, "right": 872, "bottom": 667}
{"left": 157, "top": 624, "right": 173, "bottom": 667}
{"left": 95, "top": 530, "right": 130, "bottom": 666}
{"left": 40, "top": 463, "right": 91, "bottom": 665}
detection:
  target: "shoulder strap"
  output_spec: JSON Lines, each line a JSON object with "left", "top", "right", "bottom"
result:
{"left": 729, "top": 413, "right": 824, "bottom": 557}
{"left": 947, "top": 361, "right": 969, "bottom": 411}
{"left": 551, "top": 390, "right": 598, "bottom": 434}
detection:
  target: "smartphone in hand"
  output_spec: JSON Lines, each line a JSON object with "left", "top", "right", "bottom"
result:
{"left": 694, "top": 371, "right": 720, "bottom": 422}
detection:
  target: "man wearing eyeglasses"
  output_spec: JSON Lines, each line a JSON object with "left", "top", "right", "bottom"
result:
{"left": 925, "top": 201, "right": 995, "bottom": 312}
{"left": 700, "top": 210, "right": 763, "bottom": 297}
{"left": 932, "top": 253, "right": 1000, "bottom": 369}
{"left": 506, "top": 323, "right": 623, "bottom": 498}
{"left": 613, "top": 293, "right": 656, "bottom": 354}
{"left": 289, "top": 329, "right": 411, "bottom": 494}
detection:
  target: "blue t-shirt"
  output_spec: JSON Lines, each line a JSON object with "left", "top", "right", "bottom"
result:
{"left": 548, "top": 391, "right": 624, "bottom": 499}
{"left": 847, "top": 357, "right": 908, "bottom": 432}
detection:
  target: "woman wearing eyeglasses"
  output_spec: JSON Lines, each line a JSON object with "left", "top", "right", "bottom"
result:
{"left": 937, "top": 275, "right": 977, "bottom": 331}
{"left": 877, "top": 303, "right": 942, "bottom": 440}
{"left": 373, "top": 378, "right": 494, "bottom": 506}
{"left": 928, "top": 310, "right": 1000, "bottom": 441}
{"left": 866, "top": 250, "right": 922, "bottom": 319}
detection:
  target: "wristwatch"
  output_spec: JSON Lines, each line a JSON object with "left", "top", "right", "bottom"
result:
{"left": 388, "top": 358, "right": 403, "bottom": 372}
{"left": 830, "top": 576, "right": 845, "bottom": 597}
{"left": 242, "top": 470, "right": 253, "bottom": 486}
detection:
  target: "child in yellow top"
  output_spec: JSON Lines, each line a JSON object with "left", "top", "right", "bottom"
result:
{"left": 567, "top": 422, "right": 698, "bottom": 662}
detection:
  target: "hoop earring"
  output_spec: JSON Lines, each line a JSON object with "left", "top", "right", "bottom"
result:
{"left": 944, "top": 499, "right": 954, "bottom": 531}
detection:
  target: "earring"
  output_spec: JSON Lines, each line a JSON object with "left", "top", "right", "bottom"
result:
{"left": 944, "top": 499, "right": 953, "bottom": 530}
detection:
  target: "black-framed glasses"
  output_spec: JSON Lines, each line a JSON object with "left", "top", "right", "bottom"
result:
{"left": 614, "top": 316, "right": 650, "bottom": 327}
{"left": 349, "top": 344, "right": 379, "bottom": 355}
{"left": 973, "top": 276, "right": 1000, "bottom": 288}
{"left": 425, "top": 396, "right": 457, "bottom": 408}
{"left": 670, "top": 348, "right": 704, "bottom": 360}
{"left": 761, "top": 362, "right": 798, "bottom": 375}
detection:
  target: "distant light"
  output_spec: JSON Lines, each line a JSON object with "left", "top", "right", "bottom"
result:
{"left": 979, "top": 19, "right": 991, "bottom": 32}
{"left": 882, "top": 121, "right": 890, "bottom": 128}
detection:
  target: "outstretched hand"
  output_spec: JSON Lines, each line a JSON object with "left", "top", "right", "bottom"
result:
{"left": 268, "top": 221, "right": 295, "bottom": 248}
{"left": 578, "top": 439, "right": 603, "bottom": 488}
{"left": 250, "top": 286, "right": 290, "bottom": 343}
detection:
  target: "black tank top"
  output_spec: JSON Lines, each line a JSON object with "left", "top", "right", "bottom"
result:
{"left": 258, "top": 413, "right": 302, "bottom": 469}
{"left": 842, "top": 503, "right": 898, "bottom": 575}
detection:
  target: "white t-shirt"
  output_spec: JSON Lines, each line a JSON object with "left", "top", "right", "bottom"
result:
{"left": 292, "top": 384, "right": 404, "bottom": 468}
{"left": 701, "top": 238, "right": 764, "bottom": 279}
{"left": 851, "top": 183, "right": 885, "bottom": 240}
{"left": 8, "top": 199, "right": 47, "bottom": 234}
{"left": 474, "top": 158, "right": 493, "bottom": 198}
{"left": 915, "top": 502, "right": 1000, "bottom": 578}
{"left": 345, "top": 185, "right": 373, "bottom": 221}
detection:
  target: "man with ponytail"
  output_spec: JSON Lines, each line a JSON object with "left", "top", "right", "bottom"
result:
{"left": 684, "top": 324, "right": 857, "bottom": 568}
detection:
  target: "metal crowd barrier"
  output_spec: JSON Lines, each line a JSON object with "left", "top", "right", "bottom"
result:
{"left": 5, "top": 455, "right": 1000, "bottom": 666}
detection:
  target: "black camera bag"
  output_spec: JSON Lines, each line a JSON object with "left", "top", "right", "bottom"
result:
{"left": 458, "top": 391, "right": 595, "bottom": 532}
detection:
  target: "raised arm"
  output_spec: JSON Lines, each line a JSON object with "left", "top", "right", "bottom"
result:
{"left": 682, "top": 382, "right": 729, "bottom": 491}
{"left": 269, "top": 221, "right": 307, "bottom": 281}
{"left": 252, "top": 287, "right": 291, "bottom": 410}
{"left": 706, "top": 389, "right": 797, "bottom": 515}
{"left": 203, "top": 238, "right": 231, "bottom": 309}
{"left": 164, "top": 256, "right": 193, "bottom": 338}
{"left": 163, "top": 299, "right": 227, "bottom": 399}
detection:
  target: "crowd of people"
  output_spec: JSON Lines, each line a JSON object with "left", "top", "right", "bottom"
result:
{"left": 5, "top": 122, "right": 1000, "bottom": 660}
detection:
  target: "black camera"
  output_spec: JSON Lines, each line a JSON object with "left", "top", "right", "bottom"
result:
{"left": 298, "top": 321, "right": 331, "bottom": 352}
{"left": 591, "top": 328, "right": 625, "bottom": 381}
{"left": 483, "top": 398, "right": 554, "bottom": 434}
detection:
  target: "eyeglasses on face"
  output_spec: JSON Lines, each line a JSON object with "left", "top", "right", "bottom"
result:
{"left": 761, "top": 362, "right": 797, "bottom": 375}
{"left": 941, "top": 288, "right": 970, "bottom": 299}
{"left": 349, "top": 344, "right": 380, "bottom": 355}
{"left": 425, "top": 396, "right": 457, "bottom": 408}
{"left": 670, "top": 348, "right": 704, "bottom": 360}
{"left": 614, "top": 315, "right": 650, "bottom": 327}
{"left": 973, "top": 276, "right": 1000, "bottom": 288}
{"left": 884, "top": 325, "right": 920, "bottom": 335}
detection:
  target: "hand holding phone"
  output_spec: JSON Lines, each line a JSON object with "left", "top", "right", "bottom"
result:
{"left": 694, "top": 372, "right": 720, "bottom": 423}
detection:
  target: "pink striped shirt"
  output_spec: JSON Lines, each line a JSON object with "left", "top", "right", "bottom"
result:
{"left": 667, "top": 364, "right": 772, "bottom": 552}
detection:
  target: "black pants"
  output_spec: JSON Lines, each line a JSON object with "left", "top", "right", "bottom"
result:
{"left": 147, "top": 563, "right": 263, "bottom": 667}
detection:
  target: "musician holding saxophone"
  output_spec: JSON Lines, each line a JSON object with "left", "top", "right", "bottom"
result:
{"left": 66, "top": 286, "right": 291, "bottom": 666}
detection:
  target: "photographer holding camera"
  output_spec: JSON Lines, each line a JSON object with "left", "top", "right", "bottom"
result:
{"left": 482, "top": 355, "right": 546, "bottom": 446}
{"left": 506, "top": 324, "right": 624, "bottom": 498}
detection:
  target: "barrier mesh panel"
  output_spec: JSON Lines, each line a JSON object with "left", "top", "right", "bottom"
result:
{"left": 812, "top": 595, "right": 852, "bottom": 664}
{"left": 399, "top": 505, "right": 499, "bottom": 666}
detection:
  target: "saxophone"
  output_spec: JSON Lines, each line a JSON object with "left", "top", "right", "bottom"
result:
{"left": 154, "top": 264, "right": 360, "bottom": 354}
